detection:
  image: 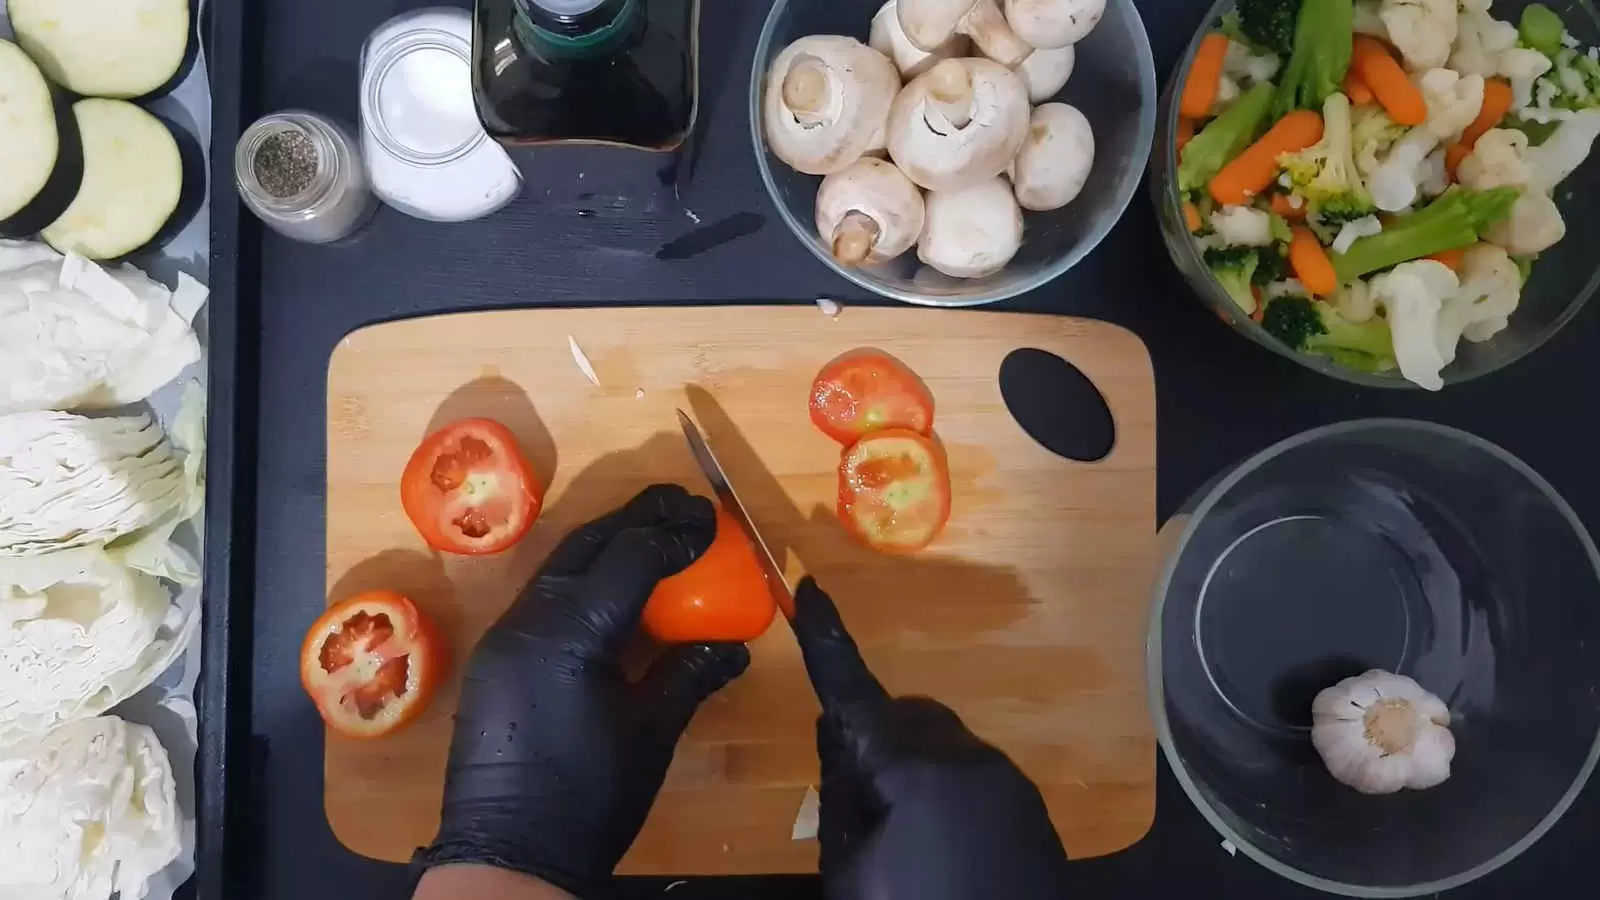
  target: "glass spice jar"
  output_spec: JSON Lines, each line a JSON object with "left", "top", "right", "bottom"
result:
{"left": 235, "top": 111, "right": 377, "bottom": 244}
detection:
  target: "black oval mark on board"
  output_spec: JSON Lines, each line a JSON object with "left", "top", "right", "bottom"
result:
{"left": 998, "top": 348, "right": 1115, "bottom": 462}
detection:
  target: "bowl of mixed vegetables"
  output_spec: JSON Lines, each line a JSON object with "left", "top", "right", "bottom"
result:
{"left": 1155, "top": 0, "right": 1600, "bottom": 389}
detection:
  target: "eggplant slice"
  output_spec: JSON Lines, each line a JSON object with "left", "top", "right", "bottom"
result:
{"left": 41, "top": 99, "right": 200, "bottom": 261}
{"left": 0, "top": 39, "right": 84, "bottom": 238}
{"left": 7, "top": 0, "right": 196, "bottom": 101}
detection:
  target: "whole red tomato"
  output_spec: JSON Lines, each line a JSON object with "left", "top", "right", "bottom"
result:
{"left": 642, "top": 507, "right": 777, "bottom": 643}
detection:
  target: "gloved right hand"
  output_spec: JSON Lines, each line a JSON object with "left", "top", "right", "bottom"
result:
{"left": 791, "top": 577, "right": 1073, "bottom": 899}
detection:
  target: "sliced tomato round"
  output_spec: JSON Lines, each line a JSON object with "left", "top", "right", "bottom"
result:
{"left": 838, "top": 428, "right": 952, "bottom": 554}
{"left": 642, "top": 506, "right": 778, "bottom": 643}
{"left": 401, "top": 417, "right": 542, "bottom": 555}
{"left": 300, "top": 590, "right": 447, "bottom": 739}
{"left": 809, "top": 349, "right": 935, "bottom": 444}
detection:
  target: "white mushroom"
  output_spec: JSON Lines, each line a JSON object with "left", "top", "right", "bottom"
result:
{"left": 918, "top": 176, "right": 1023, "bottom": 277}
{"left": 1015, "top": 45, "right": 1076, "bottom": 102}
{"left": 886, "top": 57, "right": 1031, "bottom": 192}
{"left": 763, "top": 35, "right": 902, "bottom": 175}
{"left": 871, "top": 0, "right": 969, "bottom": 78}
{"left": 1004, "top": 0, "right": 1107, "bottom": 49}
{"left": 1007, "top": 102, "right": 1094, "bottom": 211}
{"left": 897, "top": 0, "right": 1033, "bottom": 69}
{"left": 815, "top": 157, "right": 926, "bottom": 265}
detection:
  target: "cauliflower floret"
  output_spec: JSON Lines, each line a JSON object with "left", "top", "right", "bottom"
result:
{"left": 1335, "top": 279, "right": 1378, "bottom": 323}
{"left": 1457, "top": 128, "right": 1533, "bottom": 190}
{"left": 1526, "top": 107, "right": 1600, "bottom": 193}
{"left": 1224, "top": 39, "right": 1280, "bottom": 85}
{"left": 1502, "top": 48, "right": 1555, "bottom": 110}
{"left": 1212, "top": 74, "right": 1242, "bottom": 115}
{"left": 1368, "top": 127, "right": 1439, "bottom": 211}
{"left": 1353, "top": 106, "right": 1407, "bottom": 177}
{"left": 1417, "top": 147, "right": 1451, "bottom": 197}
{"left": 1447, "top": 243, "right": 1522, "bottom": 347}
{"left": 1208, "top": 205, "right": 1275, "bottom": 246}
{"left": 1380, "top": 0, "right": 1457, "bottom": 71}
{"left": 1416, "top": 68, "right": 1486, "bottom": 140}
{"left": 1369, "top": 259, "right": 1460, "bottom": 390}
{"left": 1331, "top": 215, "right": 1383, "bottom": 254}
{"left": 1486, "top": 191, "right": 1566, "bottom": 255}
{"left": 1449, "top": 3, "right": 1518, "bottom": 77}
{"left": 1279, "top": 92, "right": 1371, "bottom": 209}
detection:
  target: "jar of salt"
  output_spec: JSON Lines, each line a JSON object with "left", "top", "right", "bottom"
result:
{"left": 235, "top": 111, "right": 377, "bottom": 243}
{"left": 360, "top": 8, "right": 522, "bottom": 222}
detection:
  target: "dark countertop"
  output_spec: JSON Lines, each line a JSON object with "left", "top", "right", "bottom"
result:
{"left": 241, "top": 0, "right": 1600, "bottom": 897}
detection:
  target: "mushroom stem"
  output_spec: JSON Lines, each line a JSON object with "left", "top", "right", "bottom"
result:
{"left": 831, "top": 211, "right": 883, "bottom": 264}
{"left": 926, "top": 59, "right": 974, "bottom": 129}
{"left": 782, "top": 55, "right": 834, "bottom": 126}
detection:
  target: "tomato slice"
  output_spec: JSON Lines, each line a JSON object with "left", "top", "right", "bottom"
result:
{"left": 300, "top": 591, "right": 446, "bottom": 739}
{"left": 642, "top": 506, "right": 778, "bottom": 643}
{"left": 838, "top": 429, "right": 952, "bottom": 554}
{"left": 401, "top": 417, "right": 542, "bottom": 555}
{"left": 809, "top": 349, "right": 935, "bottom": 445}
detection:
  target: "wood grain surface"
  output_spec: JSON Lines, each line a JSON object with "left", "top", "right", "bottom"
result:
{"left": 323, "top": 306, "right": 1158, "bottom": 873}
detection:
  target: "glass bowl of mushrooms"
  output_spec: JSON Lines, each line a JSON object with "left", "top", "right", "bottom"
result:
{"left": 1149, "top": 419, "right": 1600, "bottom": 897}
{"left": 750, "top": 0, "right": 1157, "bottom": 306}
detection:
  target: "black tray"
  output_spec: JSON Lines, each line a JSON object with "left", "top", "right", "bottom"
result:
{"left": 195, "top": 0, "right": 253, "bottom": 897}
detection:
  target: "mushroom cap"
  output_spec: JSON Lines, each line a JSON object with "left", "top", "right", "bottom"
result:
{"left": 1004, "top": 0, "right": 1107, "bottom": 49}
{"left": 1009, "top": 102, "right": 1095, "bottom": 211}
{"left": 1016, "top": 45, "right": 1076, "bottom": 102}
{"left": 763, "top": 36, "right": 901, "bottom": 176}
{"left": 815, "top": 157, "right": 927, "bottom": 264}
{"left": 886, "top": 57, "right": 1031, "bottom": 192}
{"left": 871, "top": 0, "right": 969, "bottom": 78}
{"left": 896, "top": 0, "right": 980, "bottom": 52}
{"left": 917, "top": 176, "right": 1023, "bottom": 277}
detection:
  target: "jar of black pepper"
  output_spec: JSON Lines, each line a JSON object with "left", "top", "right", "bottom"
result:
{"left": 235, "top": 111, "right": 377, "bottom": 243}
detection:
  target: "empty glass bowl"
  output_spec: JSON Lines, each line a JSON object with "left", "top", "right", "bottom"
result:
{"left": 750, "top": 0, "right": 1157, "bottom": 306}
{"left": 1150, "top": 420, "right": 1600, "bottom": 896}
{"left": 1152, "top": 0, "right": 1600, "bottom": 387}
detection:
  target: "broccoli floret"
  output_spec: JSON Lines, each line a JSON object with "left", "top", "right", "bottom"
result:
{"left": 1204, "top": 245, "right": 1262, "bottom": 313}
{"left": 1272, "top": 0, "right": 1355, "bottom": 118}
{"left": 1332, "top": 187, "right": 1522, "bottom": 281}
{"left": 1235, "top": 0, "right": 1301, "bottom": 57}
{"left": 1280, "top": 92, "right": 1374, "bottom": 216}
{"left": 1260, "top": 294, "right": 1397, "bottom": 371}
{"left": 1253, "top": 244, "right": 1290, "bottom": 286}
{"left": 1178, "top": 81, "right": 1276, "bottom": 192}
{"left": 1315, "top": 195, "right": 1378, "bottom": 224}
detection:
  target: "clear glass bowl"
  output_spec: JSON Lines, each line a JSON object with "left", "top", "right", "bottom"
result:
{"left": 1149, "top": 420, "right": 1600, "bottom": 897}
{"left": 750, "top": 0, "right": 1157, "bottom": 306}
{"left": 1152, "top": 0, "right": 1600, "bottom": 387}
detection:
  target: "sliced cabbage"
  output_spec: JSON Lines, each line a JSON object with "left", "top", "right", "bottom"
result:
{"left": 0, "top": 411, "right": 185, "bottom": 557}
{"left": 0, "top": 240, "right": 206, "bottom": 415}
{"left": 0, "top": 715, "right": 181, "bottom": 900}
{"left": 0, "top": 547, "right": 195, "bottom": 743}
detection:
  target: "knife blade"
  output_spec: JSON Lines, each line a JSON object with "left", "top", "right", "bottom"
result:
{"left": 676, "top": 409, "right": 794, "bottom": 616}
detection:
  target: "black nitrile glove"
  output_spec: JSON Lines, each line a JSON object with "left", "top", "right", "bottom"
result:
{"left": 415, "top": 485, "right": 752, "bottom": 896}
{"left": 792, "top": 577, "right": 1073, "bottom": 900}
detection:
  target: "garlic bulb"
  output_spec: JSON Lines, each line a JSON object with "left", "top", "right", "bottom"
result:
{"left": 1310, "top": 669, "right": 1455, "bottom": 795}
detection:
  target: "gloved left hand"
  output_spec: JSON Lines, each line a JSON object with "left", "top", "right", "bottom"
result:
{"left": 415, "top": 485, "right": 752, "bottom": 896}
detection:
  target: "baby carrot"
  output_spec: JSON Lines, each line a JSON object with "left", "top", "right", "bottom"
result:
{"left": 1181, "top": 34, "right": 1232, "bottom": 119}
{"left": 1289, "top": 226, "right": 1337, "bottom": 296}
{"left": 1184, "top": 201, "right": 1203, "bottom": 232}
{"left": 1270, "top": 192, "right": 1307, "bottom": 220}
{"left": 1352, "top": 36, "right": 1426, "bottom": 126}
{"left": 1426, "top": 246, "right": 1471, "bottom": 271}
{"left": 1342, "top": 69, "right": 1375, "bottom": 106}
{"left": 1461, "top": 78, "right": 1513, "bottom": 147}
{"left": 1177, "top": 117, "right": 1196, "bottom": 153}
{"left": 1208, "top": 110, "right": 1324, "bottom": 206}
{"left": 1444, "top": 142, "right": 1472, "bottom": 180}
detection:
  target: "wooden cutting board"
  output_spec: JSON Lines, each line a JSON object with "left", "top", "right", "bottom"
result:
{"left": 323, "top": 306, "right": 1157, "bottom": 873}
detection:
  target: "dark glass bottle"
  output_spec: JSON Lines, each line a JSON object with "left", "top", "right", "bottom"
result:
{"left": 472, "top": 0, "right": 699, "bottom": 151}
